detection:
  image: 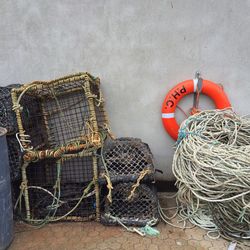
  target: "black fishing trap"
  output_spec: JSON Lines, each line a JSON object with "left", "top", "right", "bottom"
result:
{"left": 0, "top": 84, "right": 20, "bottom": 134}
{"left": 101, "top": 182, "right": 159, "bottom": 226}
{"left": 2, "top": 73, "right": 159, "bottom": 227}
{"left": 26, "top": 156, "right": 94, "bottom": 186}
{"left": 17, "top": 154, "right": 98, "bottom": 222}
{"left": 9, "top": 73, "right": 114, "bottom": 223}
{"left": 12, "top": 73, "right": 108, "bottom": 152}
{"left": 26, "top": 182, "right": 96, "bottom": 222}
{"left": 99, "top": 138, "right": 155, "bottom": 183}
{"left": 0, "top": 85, "right": 22, "bottom": 182}
{"left": 7, "top": 135, "right": 22, "bottom": 182}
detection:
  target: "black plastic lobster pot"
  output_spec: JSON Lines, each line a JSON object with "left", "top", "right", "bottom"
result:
{"left": 0, "top": 127, "right": 13, "bottom": 250}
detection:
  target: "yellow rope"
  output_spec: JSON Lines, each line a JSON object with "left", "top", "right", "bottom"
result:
{"left": 103, "top": 123, "right": 115, "bottom": 139}
{"left": 94, "top": 91, "right": 104, "bottom": 107}
{"left": 128, "top": 168, "right": 151, "bottom": 200}
{"left": 86, "top": 120, "right": 101, "bottom": 146}
{"left": 102, "top": 174, "right": 113, "bottom": 203}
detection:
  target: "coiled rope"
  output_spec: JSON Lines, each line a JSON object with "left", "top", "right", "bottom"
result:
{"left": 172, "top": 109, "right": 250, "bottom": 244}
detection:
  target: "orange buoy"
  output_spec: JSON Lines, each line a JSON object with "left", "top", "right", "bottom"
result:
{"left": 161, "top": 79, "right": 231, "bottom": 140}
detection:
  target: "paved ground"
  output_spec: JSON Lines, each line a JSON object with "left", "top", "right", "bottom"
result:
{"left": 10, "top": 221, "right": 232, "bottom": 250}
{"left": 8, "top": 193, "right": 247, "bottom": 250}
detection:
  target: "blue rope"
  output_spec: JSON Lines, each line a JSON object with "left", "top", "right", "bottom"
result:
{"left": 176, "top": 117, "right": 205, "bottom": 145}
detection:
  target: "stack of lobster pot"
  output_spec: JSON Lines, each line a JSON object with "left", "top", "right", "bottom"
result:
{"left": 0, "top": 84, "right": 22, "bottom": 204}
{"left": 99, "top": 137, "right": 159, "bottom": 226}
{"left": 10, "top": 72, "right": 111, "bottom": 223}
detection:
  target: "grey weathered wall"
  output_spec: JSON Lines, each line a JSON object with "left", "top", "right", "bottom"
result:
{"left": 1, "top": 0, "right": 250, "bottom": 181}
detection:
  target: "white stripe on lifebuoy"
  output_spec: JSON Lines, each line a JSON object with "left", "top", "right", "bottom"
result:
{"left": 162, "top": 113, "right": 175, "bottom": 119}
{"left": 193, "top": 79, "right": 198, "bottom": 92}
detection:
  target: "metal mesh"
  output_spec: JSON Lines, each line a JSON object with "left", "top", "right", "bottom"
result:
{"left": 6, "top": 135, "right": 22, "bottom": 182}
{"left": 0, "top": 84, "right": 20, "bottom": 134}
{"left": 101, "top": 183, "right": 159, "bottom": 226}
{"left": 99, "top": 138, "right": 155, "bottom": 183}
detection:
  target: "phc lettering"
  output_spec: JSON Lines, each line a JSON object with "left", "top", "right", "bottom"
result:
{"left": 166, "top": 86, "right": 186, "bottom": 108}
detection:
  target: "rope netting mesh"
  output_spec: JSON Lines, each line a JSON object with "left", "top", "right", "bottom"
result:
{"left": 172, "top": 109, "right": 250, "bottom": 242}
{"left": 0, "top": 84, "right": 20, "bottom": 134}
{"left": 3, "top": 72, "right": 158, "bottom": 227}
{"left": 101, "top": 182, "right": 159, "bottom": 226}
{"left": 10, "top": 72, "right": 111, "bottom": 223}
{"left": 99, "top": 138, "right": 155, "bottom": 183}
{"left": 15, "top": 152, "right": 99, "bottom": 222}
{"left": 25, "top": 183, "right": 96, "bottom": 222}
{"left": 0, "top": 85, "right": 22, "bottom": 182}
{"left": 7, "top": 135, "right": 22, "bottom": 181}
{"left": 26, "top": 157, "right": 94, "bottom": 186}
{"left": 13, "top": 73, "right": 106, "bottom": 152}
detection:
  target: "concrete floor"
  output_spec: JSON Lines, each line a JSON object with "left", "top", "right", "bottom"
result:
{"left": 8, "top": 193, "right": 248, "bottom": 250}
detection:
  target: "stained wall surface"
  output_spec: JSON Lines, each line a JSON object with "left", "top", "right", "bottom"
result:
{"left": 1, "top": 0, "right": 249, "bottom": 180}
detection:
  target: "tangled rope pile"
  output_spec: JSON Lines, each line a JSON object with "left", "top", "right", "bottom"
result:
{"left": 173, "top": 109, "right": 250, "bottom": 240}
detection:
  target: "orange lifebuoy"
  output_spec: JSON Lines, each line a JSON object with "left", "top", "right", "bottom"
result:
{"left": 161, "top": 79, "right": 231, "bottom": 140}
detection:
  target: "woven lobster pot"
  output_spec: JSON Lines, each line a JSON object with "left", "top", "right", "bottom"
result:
{"left": 101, "top": 182, "right": 159, "bottom": 226}
{"left": 99, "top": 138, "right": 155, "bottom": 183}
{"left": 26, "top": 182, "right": 96, "bottom": 222}
{"left": 11, "top": 73, "right": 109, "bottom": 157}
{"left": 17, "top": 154, "right": 99, "bottom": 222}
{"left": 0, "top": 84, "right": 21, "bottom": 134}
{"left": 26, "top": 156, "right": 94, "bottom": 186}
{"left": 11, "top": 73, "right": 112, "bottom": 223}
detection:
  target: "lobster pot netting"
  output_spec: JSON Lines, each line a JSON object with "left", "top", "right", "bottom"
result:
{"left": 27, "top": 183, "right": 96, "bottom": 222}
{"left": 27, "top": 157, "right": 94, "bottom": 186}
{"left": 0, "top": 84, "right": 20, "bottom": 134}
{"left": 101, "top": 183, "right": 159, "bottom": 226}
{"left": 11, "top": 73, "right": 112, "bottom": 223}
{"left": 20, "top": 155, "right": 97, "bottom": 221}
{"left": 7, "top": 135, "right": 22, "bottom": 182}
{"left": 11, "top": 72, "right": 109, "bottom": 154}
{"left": 99, "top": 138, "right": 155, "bottom": 183}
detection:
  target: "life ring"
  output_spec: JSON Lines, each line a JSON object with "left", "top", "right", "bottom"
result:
{"left": 161, "top": 79, "right": 231, "bottom": 140}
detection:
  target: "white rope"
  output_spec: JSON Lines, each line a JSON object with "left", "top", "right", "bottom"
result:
{"left": 172, "top": 109, "right": 250, "bottom": 241}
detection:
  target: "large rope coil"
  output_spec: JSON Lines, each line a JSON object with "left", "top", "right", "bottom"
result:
{"left": 173, "top": 109, "right": 250, "bottom": 240}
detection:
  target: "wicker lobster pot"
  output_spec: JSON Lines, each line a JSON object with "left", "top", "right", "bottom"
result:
{"left": 11, "top": 73, "right": 108, "bottom": 155}
{"left": 11, "top": 73, "right": 111, "bottom": 223}
{"left": 21, "top": 154, "right": 98, "bottom": 222}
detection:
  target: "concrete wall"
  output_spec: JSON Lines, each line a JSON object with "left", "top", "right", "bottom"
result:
{"left": 1, "top": 0, "right": 250, "bottom": 180}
